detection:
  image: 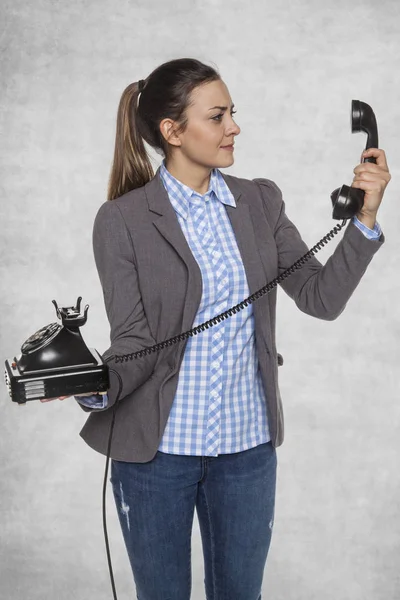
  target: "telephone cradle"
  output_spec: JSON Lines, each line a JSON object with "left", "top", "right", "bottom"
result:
{"left": 4, "top": 296, "right": 110, "bottom": 404}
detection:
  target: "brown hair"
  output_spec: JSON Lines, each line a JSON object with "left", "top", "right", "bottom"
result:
{"left": 107, "top": 58, "right": 221, "bottom": 201}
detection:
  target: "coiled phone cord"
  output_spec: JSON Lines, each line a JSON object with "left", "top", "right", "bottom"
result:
{"left": 113, "top": 218, "right": 347, "bottom": 363}
{"left": 101, "top": 218, "right": 347, "bottom": 600}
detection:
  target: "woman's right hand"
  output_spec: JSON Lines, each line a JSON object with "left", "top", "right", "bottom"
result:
{"left": 40, "top": 392, "right": 98, "bottom": 403}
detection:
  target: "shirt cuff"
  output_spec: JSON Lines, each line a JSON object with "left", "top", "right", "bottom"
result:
{"left": 352, "top": 216, "right": 382, "bottom": 240}
{"left": 74, "top": 392, "right": 108, "bottom": 409}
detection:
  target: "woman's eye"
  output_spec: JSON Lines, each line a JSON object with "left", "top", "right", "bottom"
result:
{"left": 212, "top": 110, "right": 237, "bottom": 121}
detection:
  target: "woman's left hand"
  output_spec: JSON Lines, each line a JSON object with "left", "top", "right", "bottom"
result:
{"left": 352, "top": 148, "right": 391, "bottom": 227}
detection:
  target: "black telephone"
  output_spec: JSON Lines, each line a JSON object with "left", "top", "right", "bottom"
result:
{"left": 4, "top": 99, "right": 378, "bottom": 404}
{"left": 3, "top": 99, "right": 379, "bottom": 600}
{"left": 4, "top": 297, "right": 110, "bottom": 404}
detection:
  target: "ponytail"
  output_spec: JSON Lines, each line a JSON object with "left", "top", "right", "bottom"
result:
{"left": 106, "top": 58, "right": 221, "bottom": 201}
{"left": 107, "top": 82, "right": 154, "bottom": 201}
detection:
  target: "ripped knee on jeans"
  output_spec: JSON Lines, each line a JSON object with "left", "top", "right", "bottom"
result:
{"left": 118, "top": 481, "right": 131, "bottom": 532}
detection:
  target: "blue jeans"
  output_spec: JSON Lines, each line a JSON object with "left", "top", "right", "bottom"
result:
{"left": 110, "top": 441, "right": 277, "bottom": 600}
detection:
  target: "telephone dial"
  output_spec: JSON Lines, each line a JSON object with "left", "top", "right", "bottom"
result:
{"left": 3, "top": 99, "right": 379, "bottom": 600}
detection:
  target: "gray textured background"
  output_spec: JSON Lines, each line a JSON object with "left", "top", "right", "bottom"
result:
{"left": 1, "top": 1, "right": 399, "bottom": 599}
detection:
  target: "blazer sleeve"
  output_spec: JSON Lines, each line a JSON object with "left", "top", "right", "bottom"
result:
{"left": 254, "top": 178, "right": 385, "bottom": 321}
{"left": 77, "top": 200, "right": 158, "bottom": 413}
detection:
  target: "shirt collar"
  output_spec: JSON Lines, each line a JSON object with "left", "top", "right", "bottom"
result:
{"left": 159, "top": 158, "right": 236, "bottom": 220}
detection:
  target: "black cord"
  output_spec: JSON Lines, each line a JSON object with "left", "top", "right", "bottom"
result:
{"left": 102, "top": 367, "right": 123, "bottom": 600}
{"left": 110, "top": 220, "right": 347, "bottom": 363}
{"left": 102, "top": 219, "right": 347, "bottom": 599}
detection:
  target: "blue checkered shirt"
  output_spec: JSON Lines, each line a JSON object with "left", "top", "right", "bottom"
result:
{"left": 76, "top": 160, "right": 381, "bottom": 456}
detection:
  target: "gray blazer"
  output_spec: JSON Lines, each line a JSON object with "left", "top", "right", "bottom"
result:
{"left": 78, "top": 167, "right": 384, "bottom": 462}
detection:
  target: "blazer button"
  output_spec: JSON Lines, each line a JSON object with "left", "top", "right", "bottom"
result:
{"left": 277, "top": 353, "right": 284, "bottom": 366}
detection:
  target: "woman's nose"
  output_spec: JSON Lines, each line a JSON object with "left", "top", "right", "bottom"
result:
{"left": 228, "top": 121, "right": 240, "bottom": 135}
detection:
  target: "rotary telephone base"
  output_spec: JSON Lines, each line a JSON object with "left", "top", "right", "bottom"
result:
{"left": 4, "top": 296, "right": 110, "bottom": 404}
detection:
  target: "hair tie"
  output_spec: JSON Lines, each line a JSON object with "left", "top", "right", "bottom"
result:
{"left": 138, "top": 79, "right": 145, "bottom": 92}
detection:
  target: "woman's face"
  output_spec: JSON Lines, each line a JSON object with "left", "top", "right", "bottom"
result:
{"left": 160, "top": 79, "right": 241, "bottom": 170}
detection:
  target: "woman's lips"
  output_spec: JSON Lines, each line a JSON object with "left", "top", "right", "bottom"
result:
{"left": 221, "top": 145, "right": 234, "bottom": 151}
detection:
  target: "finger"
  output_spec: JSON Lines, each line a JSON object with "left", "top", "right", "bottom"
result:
{"left": 351, "top": 180, "right": 383, "bottom": 192}
{"left": 352, "top": 172, "right": 385, "bottom": 185}
{"left": 362, "top": 148, "right": 389, "bottom": 170}
{"left": 353, "top": 172, "right": 391, "bottom": 186}
{"left": 354, "top": 163, "right": 387, "bottom": 174}
{"left": 353, "top": 172, "right": 383, "bottom": 182}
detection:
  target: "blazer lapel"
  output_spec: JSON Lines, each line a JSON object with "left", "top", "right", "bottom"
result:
{"left": 144, "top": 167, "right": 272, "bottom": 342}
{"left": 144, "top": 170, "right": 203, "bottom": 334}
{"left": 222, "top": 191, "right": 272, "bottom": 346}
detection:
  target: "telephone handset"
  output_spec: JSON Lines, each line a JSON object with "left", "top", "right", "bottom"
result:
{"left": 4, "top": 99, "right": 378, "bottom": 405}
{"left": 330, "top": 99, "right": 378, "bottom": 219}
{"left": 4, "top": 297, "right": 110, "bottom": 404}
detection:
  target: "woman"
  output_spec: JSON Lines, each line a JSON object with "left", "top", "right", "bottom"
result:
{"left": 41, "top": 58, "right": 390, "bottom": 599}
